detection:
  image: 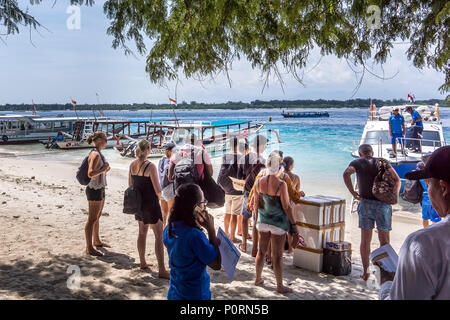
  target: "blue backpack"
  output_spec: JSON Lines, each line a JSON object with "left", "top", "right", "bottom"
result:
{"left": 76, "top": 149, "right": 105, "bottom": 186}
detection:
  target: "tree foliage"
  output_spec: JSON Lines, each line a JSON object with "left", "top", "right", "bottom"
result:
{"left": 1, "top": 1, "right": 449, "bottom": 93}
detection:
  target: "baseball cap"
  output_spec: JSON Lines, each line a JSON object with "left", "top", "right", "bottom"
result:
{"left": 405, "top": 146, "right": 450, "bottom": 183}
{"left": 393, "top": 106, "right": 399, "bottom": 111}
{"left": 164, "top": 142, "right": 176, "bottom": 151}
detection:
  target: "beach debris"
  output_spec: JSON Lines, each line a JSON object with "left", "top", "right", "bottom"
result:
{"left": 81, "top": 209, "right": 88, "bottom": 215}
{"left": 13, "top": 215, "right": 19, "bottom": 218}
{"left": 2, "top": 201, "right": 6, "bottom": 205}
{"left": 31, "top": 176, "right": 35, "bottom": 180}
{"left": 37, "top": 204, "right": 42, "bottom": 208}
{"left": 56, "top": 205, "right": 64, "bottom": 209}
{"left": 102, "top": 212, "right": 109, "bottom": 217}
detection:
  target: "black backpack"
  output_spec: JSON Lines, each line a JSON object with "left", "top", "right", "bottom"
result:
{"left": 174, "top": 150, "right": 199, "bottom": 191}
{"left": 123, "top": 161, "right": 150, "bottom": 215}
{"left": 401, "top": 179, "right": 423, "bottom": 204}
{"left": 76, "top": 149, "right": 105, "bottom": 186}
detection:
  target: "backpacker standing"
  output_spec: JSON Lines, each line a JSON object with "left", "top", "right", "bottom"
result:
{"left": 168, "top": 133, "right": 213, "bottom": 191}
{"left": 343, "top": 144, "right": 401, "bottom": 281}
{"left": 237, "top": 135, "right": 268, "bottom": 253}
{"left": 217, "top": 137, "right": 243, "bottom": 242}
{"left": 85, "top": 131, "right": 110, "bottom": 257}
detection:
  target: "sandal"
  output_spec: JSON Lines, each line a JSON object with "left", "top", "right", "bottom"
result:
{"left": 238, "top": 243, "right": 247, "bottom": 253}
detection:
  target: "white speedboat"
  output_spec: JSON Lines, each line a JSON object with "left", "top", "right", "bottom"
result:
{"left": 352, "top": 104, "right": 446, "bottom": 179}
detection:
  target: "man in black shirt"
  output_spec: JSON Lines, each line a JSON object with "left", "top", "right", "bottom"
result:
{"left": 237, "top": 135, "right": 268, "bottom": 252}
{"left": 343, "top": 144, "right": 400, "bottom": 281}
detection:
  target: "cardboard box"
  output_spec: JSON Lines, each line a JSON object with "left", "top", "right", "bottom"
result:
{"left": 293, "top": 246, "right": 323, "bottom": 273}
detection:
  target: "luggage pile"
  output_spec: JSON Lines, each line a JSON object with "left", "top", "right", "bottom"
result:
{"left": 293, "top": 195, "right": 352, "bottom": 275}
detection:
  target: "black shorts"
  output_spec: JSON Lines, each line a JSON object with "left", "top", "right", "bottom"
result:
{"left": 86, "top": 187, "right": 105, "bottom": 201}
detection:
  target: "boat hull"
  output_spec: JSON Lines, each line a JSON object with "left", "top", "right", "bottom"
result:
{"left": 282, "top": 112, "right": 329, "bottom": 118}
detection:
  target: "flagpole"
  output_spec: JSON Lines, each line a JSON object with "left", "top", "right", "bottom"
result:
{"left": 31, "top": 99, "right": 36, "bottom": 116}
{"left": 71, "top": 98, "right": 79, "bottom": 120}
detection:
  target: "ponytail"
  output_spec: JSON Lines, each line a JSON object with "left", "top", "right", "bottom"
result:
{"left": 87, "top": 131, "right": 107, "bottom": 147}
{"left": 135, "top": 139, "right": 150, "bottom": 160}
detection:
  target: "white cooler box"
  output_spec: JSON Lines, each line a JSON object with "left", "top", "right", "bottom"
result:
{"left": 293, "top": 246, "right": 323, "bottom": 273}
{"left": 297, "top": 222, "right": 345, "bottom": 250}
{"left": 294, "top": 196, "right": 346, "bottom": 227}
{"left": 311, "top": 195, "right": 346, "bottom": 224}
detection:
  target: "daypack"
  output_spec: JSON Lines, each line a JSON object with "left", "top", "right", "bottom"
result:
{"left": 401, "top": 179, "right": 424, "bottom": 204}
{"left": 158, "top": 157, "right": 171, "bottom": 189}
{"left": 372, "top": 158, "right": 398, "bottom": 205}
{"left": 123, "top": 161, "right": 149, "bottom": 215}
{"left": 173, "top": 149, "right": 199, "bottom": 191}
{"left": 76, "top": 149, "right": 105, "bottom": 186}
{"left": 217, "top": 154, "right": 240, "bottom": 194}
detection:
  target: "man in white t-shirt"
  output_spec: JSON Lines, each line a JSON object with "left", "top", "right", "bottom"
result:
{"left": 378, "top": 146, "right": 450, "bottom": 300}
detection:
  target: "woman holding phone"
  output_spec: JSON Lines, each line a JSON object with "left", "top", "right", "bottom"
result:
{"left": 163, "top": 183, "right": 222, "bottom": 300}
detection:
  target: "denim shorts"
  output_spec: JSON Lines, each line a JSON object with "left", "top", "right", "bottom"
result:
{"left": 241, "top": 194, "right": 252, "bottom": 219}
{"left": 357, "top": 199, "right": 392, "bottom": 232}
{"left": 161, "top": 184, "right": 175, "bottom": 201}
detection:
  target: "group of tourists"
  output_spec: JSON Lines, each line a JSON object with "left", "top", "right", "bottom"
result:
{"left": 80, "top": 129, "right": 449, "bottom": 300}
{"left": 81, "top": 132, "right": 305, "bottom": 299}
{"left": 344, "top": 144, "right": 449, "bottom": 299}
{"left": 217, "top": 135, "right": 305, "bottom": 293}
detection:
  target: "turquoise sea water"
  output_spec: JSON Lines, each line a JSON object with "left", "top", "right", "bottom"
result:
{"left": 2, "top": 108, "right": 449, "bottom": 200}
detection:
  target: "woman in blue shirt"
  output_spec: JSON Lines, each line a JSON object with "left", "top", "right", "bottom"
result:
{"left": 163, "top": 183, "right": 222, "bottom": 300}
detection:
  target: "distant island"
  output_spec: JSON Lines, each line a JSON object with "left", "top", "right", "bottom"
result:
{"left": 0, "top": 98, "right": 447, "bottom": 112}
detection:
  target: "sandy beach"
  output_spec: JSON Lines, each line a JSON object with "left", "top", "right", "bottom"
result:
{"left": 0, "top": 156, "right": 424, "bottom": 300}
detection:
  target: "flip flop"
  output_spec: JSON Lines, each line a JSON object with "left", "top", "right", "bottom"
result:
{"left": 238, "top": 243, "right": 247, "bottom": 253}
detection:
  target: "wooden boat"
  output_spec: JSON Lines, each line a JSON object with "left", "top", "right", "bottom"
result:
{"left": 115, "top": 120, "right": 267, "bottom": 159}
{"left": 281, "top": 111, "right": 330, "bottom": 118}
{"left": 49, "top": 118, "right": 177, "bottom": 150}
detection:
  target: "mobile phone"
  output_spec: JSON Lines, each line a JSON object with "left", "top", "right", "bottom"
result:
{"left": 194, "top": 206, "right": 205, "bottom": 223}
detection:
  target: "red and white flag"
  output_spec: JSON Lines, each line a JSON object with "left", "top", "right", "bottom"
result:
{"left": 169, "top": 98, "right": 177, "bottom": 105}
{"left": 71, "top": 99, "right": 77, "bottom": 105}
{"left": 407, "top": 94, "right": 415, "bottom": 103}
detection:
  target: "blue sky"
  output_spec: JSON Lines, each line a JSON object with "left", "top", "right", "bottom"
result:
{"left": 0, "top": 1, "right": 446, "bottom": 105}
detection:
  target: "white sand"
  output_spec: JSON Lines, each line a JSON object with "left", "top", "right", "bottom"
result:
{"left": 0, "top": 156, "right": 424, "bottom": 300}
